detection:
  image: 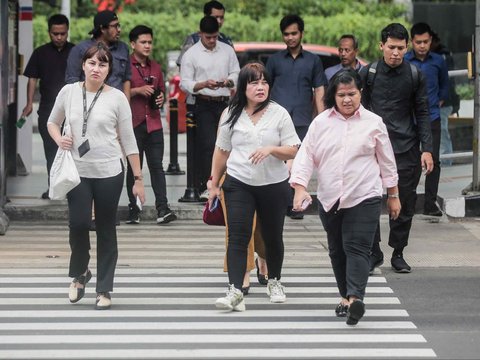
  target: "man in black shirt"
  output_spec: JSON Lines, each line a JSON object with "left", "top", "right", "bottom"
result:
{"left": 360, "top": 23, "right": 434, "bottom": 273}
{"left": 22, "top": 14, "right": 74, "bottom": 199}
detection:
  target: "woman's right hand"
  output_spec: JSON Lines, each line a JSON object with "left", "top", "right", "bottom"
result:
{"left": 207, "top": 179, "right": 221, "bottom": 206}
{"left": 59, "top": 135, "right": 73, "bottom": 150}
{"left": 292, "top": 186, "right": 312, "bottom": 212}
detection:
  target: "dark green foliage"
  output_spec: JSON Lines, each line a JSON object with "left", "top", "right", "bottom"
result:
{"left": 32, "top": 0, "right": 409, "bottom": 68}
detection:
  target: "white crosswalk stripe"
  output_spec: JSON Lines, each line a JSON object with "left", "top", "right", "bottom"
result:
{"left": 0, "top": 220, "right": 436, "bottom": 359}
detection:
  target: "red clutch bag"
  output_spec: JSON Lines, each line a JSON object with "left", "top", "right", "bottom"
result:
{"left": 203, "top": 197, "right": 225, "bottom": 226}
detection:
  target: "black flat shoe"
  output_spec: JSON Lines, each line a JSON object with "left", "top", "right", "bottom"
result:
{"left": 69, "top": 270, "right": 92, "bottom": 303}
{"left": 346, "top": 299, "right": 365, "bottom": 325}
{"left": 255, "top": 258, "right": 268, "bottom": 285}
{"left": 335, "top": 302, "right": 348, "bottom": 317}
{"left": 241, "top": 286, "right": 250, "bottom": 295}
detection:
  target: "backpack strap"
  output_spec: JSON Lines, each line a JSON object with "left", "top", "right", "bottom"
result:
{"left": 363, "top": 61, "right": 378, "bottom": 109}
{"left": 409, "top": 62, "right": 419, "bottom": 93}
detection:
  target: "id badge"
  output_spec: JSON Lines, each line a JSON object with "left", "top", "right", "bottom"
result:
{"left": 78, "top": 139, "right": 90, "bottom": 158}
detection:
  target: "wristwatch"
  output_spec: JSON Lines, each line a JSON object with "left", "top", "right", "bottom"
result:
{"left": 134, "top": 175, "right": 143, "bottom": 181}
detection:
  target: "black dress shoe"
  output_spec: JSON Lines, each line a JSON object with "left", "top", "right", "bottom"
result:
{"left": 69, "top": 270, "right": 92, "bottom": 303}
{"left": 346, "top": 299, "right": 365, "bottom": 325}
{"left": 255, "top": 258, "right": 268, "bottom": 285}
{"left": 423, "top": 204, "right": 443, "bottom": 217}
{"left": 335, "top": 303, "right": 348, "bottom": 317}
{"left": 369, "top": 251, "right": 384, "bottom": 275}
{"left": 41, "top": 190, "right": 50, "bottom": 199}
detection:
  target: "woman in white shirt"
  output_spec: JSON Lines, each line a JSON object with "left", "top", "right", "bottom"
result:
{"left": 208, "top": 62, "right": 300, "bottom": 312}
{"left": 290, "top": 69, "right": 401, "bottom": 325}
{"left": 48, "top": 44, "right": 145, "bottom": 310}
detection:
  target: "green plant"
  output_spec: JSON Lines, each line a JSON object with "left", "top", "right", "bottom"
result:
{"left": 456, "top": 83, "right": 474, "bottom": 100}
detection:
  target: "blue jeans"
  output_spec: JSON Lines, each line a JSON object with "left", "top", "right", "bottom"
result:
{"left": 440, "top": 105, "right": 453, "bottom": 166}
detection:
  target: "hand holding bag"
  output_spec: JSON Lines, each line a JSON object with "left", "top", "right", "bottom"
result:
{"left": 48, "top": 85, "right": 80, "bottom": 200}
{"left": 203, "top": 197, "right": 225, "bottom": 226}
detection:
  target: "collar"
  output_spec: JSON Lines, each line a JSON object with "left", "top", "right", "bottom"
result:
{"left": 282, "top": 46, "right": 304, "bottom": 59}
{"left": 131, "top": 54, "right": 151, "bottom": 67}
{"left": 380, "top": 58, "right": 403, "bottom": 74}
{"left": 328, "top": 105, "right": 362, "bottom": 121}
{"left": 200, "top": 41, "right": 218, "bottom": 53}
{"left": 405, "top": 50, "right": 432, "bottom": 62}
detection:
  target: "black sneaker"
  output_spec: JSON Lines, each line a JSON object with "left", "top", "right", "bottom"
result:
{"left": 157, "top": 207, "right": 177, "bottom": 224}
{"left": 369, "top": 251, "right": 384, "bottom": 275}
{"left": 423, "top": 204, "right": 443, "bottom": 217}
{"left": 391, "top": 254, "right": 411, "bottom": 273}
{"left": 41, "top": 190, "right": 50, "bottom": 199}
{"left": 126, "top": 204, "right": 140, "bottom": 224}
{"left": 289, "top": 210, "right": 304, "bottom": 220}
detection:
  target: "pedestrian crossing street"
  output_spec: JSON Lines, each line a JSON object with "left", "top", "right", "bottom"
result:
{"left": 0, "top": 219, "right": 436, "bottom": 359}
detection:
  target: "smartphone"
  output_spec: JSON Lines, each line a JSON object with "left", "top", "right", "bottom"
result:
{"left": 300, "top": 198, "right": 312, "bottom": 211}
{"left": 215, "top": 81, "right": 224, "bottom": 87}
{"left": 136, "top": 196, "right": 143, "bottom": 211}
{"left": 209, "top": 197, "right": 220, "bottom": 212}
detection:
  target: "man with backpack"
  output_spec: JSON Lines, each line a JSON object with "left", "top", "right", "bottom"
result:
{"left": 360, "top": 23, "right": 434, "bottom": 274}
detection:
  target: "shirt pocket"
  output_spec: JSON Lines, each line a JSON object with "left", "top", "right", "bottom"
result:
{"left": 112, "top": 54, "right": 128, "bottom": 81}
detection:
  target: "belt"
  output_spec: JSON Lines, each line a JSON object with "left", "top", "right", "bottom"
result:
{"left": 196, "top": 94, "right": 229, "bottom": 102}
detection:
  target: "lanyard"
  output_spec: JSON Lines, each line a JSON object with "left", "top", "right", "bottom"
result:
{"left": 135, "top": 63, "right": 153, "bottom": 85}
{"left": 82, "top": 82, "right": 104, "bottom": 137}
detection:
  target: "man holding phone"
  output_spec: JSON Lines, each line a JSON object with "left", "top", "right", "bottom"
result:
{"left": 180, "top": 16, "right": 239, "bottom": 200}
{"left": 125, "top": 25, "right": 176, "bottom": 225}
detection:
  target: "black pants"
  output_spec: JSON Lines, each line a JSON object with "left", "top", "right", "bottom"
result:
{"left": 38, "top": 112, "right": 58, "bottom": 183}
{"left": 194, "top": 98, "right": 228, "bottom": 192}
{"left": 67, "top": 169, "right": 124, "bottom": 293}
{"left": 319, "top": 197, "right": 381, "bottom": 300}
{"left": 126, "top": 123, "right": 168, "bottom": 211}
{"left": 424, "top": 119, "right": 441, "bottom": 209}
{"left": 372, "top": 146, "right": 422, "bottom": 253}
{"left": 222, "top": 174, "right": 290, "bottom": 290}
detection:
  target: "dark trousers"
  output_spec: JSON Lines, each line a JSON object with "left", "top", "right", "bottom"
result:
{"left": 194, "top": 98, "right": 228, "bottom": 192}
{"left": 319, "top": 197, "right": 381, "bottom": 300}
{"left": 38, "top": 113, "right": 58, "bottom": 183}
{"left": 424, "top": 119, "right": 441, "bottom": 209}
{"left": 67, "top": 169, "right": 124, "bottom": 293}
{"left": 222, "top": 174, "right": 289, "bottom": 290}
{"left": 372, "top": 146, "right": 422, "bottom": 253}
{"left": 126, "top": 123, "right": 168, "bottom": 211}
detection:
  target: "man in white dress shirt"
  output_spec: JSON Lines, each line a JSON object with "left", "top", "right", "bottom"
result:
{"left": 180, "top": 15, "right": 240, "bottom": 199}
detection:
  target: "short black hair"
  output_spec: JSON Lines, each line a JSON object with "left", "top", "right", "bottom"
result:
{"left": 129, "top": 25, "right": 153, "bottom": 42}
{"left": 204, "top": 0, "right": 225, "bottom": 15}
{"left": 381, "top": 23, "right": 409, "bottom": 44}
{"left": 280, "top": 14, "right": 304, "bottom": 33}
{"left": 200, "top": 16, "right": 219, "bottom": 34}
{"left": 410, "top": 22, "right": 433, "bottom": 39}
{"left": 339, "top": 34, "right": 358, "bottom": 50}
{"left": 48, "top": 14, "right": 69, "bottom": 30}
{"left": 324, "top": 68, "right": 362, "bottom": 110}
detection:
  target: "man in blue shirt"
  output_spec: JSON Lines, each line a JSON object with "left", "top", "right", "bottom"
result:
{"left": 267, "top": 14, "right": 326, "bottom": 219}
{"left": 325, "top": 34, "right": 363, "bottom": 82}
{"left": 65, "top": 10, "right": 131, "bottom": 98}
{"left": 405, "top": 22, "right": 449, "bottom": 217}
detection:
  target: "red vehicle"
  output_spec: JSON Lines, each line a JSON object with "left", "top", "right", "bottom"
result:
{"left": 167, "top": 42, "right": 367, "bottom": 132}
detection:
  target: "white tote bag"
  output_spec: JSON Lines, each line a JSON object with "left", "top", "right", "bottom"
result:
{"left": 48, "top": 85, "right": 80, "bottom": 200}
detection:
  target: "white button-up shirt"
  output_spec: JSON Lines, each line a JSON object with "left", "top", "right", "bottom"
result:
{"left": 290, "top": 105, "right": 398, "bottom": 212}
{"left": 180, "top": 40, "right": 240, "bottom": 97}
{"left": 216, "top": 102, "right": 301, "bottom": 186}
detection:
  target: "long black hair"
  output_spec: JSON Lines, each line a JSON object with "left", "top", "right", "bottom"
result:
{"left": 224, "top": 62, "right": 271, "bottom": 129}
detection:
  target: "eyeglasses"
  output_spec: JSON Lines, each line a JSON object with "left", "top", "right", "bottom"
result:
{"left": 107, "top": 23, "right": 121, "bottom": 29}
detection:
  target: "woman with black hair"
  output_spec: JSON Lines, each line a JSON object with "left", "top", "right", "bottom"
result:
{"left": 208, "top": 62, "right": 300, "bottom": 312}
{"left": 290, "top": 69, "right": 400, "bottom": 325}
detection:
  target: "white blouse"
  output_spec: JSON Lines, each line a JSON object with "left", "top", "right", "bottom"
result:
{"left": 48, "top": 82, "right": 138, "bottom": 178}
{"left": 216, "top": 102, "right": 300, "bottom": 186}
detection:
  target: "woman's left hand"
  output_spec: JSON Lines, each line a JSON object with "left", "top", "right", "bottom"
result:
{"left": 387, "top": 198, "right": 401, "bottom": 220}
{"left": 132, "top": 181, "right": 146, "bottom": 205}
{"left": 249, "top": 146, "right": 272, "bottom": 165}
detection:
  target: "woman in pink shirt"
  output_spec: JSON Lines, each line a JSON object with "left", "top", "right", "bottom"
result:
{"left": 290, "top": 69, "right": 401, "bottom": 325}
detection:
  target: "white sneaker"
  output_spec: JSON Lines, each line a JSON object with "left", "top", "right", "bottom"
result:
{"left": 215, "top": 284, "right": 245, "bottom": 312}
{"left": 267, "top": 278, "right": 286, "bottom": 303}
{"left": 199, "top": 190, "right": 209, "bottom": 201}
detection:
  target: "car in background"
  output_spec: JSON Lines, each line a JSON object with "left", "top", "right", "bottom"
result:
{"left": 166, "top": 42, "right": 367, "bottom": 132}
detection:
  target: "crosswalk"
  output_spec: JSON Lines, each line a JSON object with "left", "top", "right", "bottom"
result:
{"left": 0, "top": 219, "right": 436, "bottom": 359}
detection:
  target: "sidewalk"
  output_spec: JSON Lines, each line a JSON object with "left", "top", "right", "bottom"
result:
{"left": 2, "top": 124, "right": 479, "bottom": 222}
